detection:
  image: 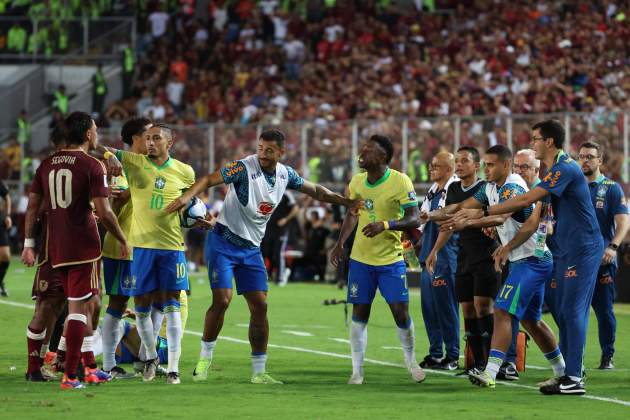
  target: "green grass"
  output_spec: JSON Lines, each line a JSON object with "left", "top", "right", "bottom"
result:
{"left": 1, "top": 259, "right": 630, "bottom": 419}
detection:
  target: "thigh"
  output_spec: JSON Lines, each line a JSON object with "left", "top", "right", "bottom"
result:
{"left": 560, "top": 249, "right": 602, "bottom": 312}
{"left": 455, "top": 265, "right": 474, "bottom": 303}
{"left": 233, "top": 249, "right": 268, "bottom": 295}
{"left": 0, "top": 226, "right": 9, "bottom": 248}
{"left": 63, "top": 261, "right": 99, "bottom": 301}
{"left": 32, "top": 261, "right": 65, "bottom": 301}
{"left": 347, "top": 259, "right": 378, "bottom": 305}
{"left": 376, "top": 261, "right": 409, "bottom": 304}
{"left": 472, "top": 258, "right": 501, "bottom": 299}
{"left": 103, "top": 257, "right": 134, "bottom": 297}
{"left": 498, "top": 259, "right": 552, "bottom": 321}
{"left": 130, "top": 248, "right": 158, "bottom": 296}
{"left": 157, "top": 250, "right": 189, "bottom": 292}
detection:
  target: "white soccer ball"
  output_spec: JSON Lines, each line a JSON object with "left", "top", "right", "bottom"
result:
{"left": 180, "top": 196, "right": 207, "bottom": 228}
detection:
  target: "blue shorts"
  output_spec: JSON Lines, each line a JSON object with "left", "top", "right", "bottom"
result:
{"left": 103, "top": 257, "right": 133, "bottom": 297}
{"left": 205, "top": 231, "right": 268, "bottom": 295}
{"left": 347, "top": 259, "right": 409, "bottom": 305}
{"left": 129, "top": 248, "right": 189, "bottom": 296}
{"left": 495, "top": 257, "right": 553, "bottom": 321}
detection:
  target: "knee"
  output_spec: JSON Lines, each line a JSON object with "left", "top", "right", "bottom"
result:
{"left": 475, "top": 301, "right": 493, "bottom": 317}
{"left": 461, "top": 303, "right": 476, "bottom": 319}
{"left": 493, "top": 308, "right": 511, "bottom": 323}
{"left": 393, "top": 311, "right": 409, "bottom": 328}
{"left": 250, "top": 300, "right": 268, "bottom": 319}
{"left": 211, "top": 295, "right": 232, "bottom": 312}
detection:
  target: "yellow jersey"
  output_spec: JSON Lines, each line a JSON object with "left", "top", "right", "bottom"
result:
{"left": 116, "top": 150, "right": 195, "bottom": 251}
{"left": 349, "top": 168, "right": 417, "bottom": 266}
{"left": 102, "top": 172, "right": 133, "bottom": 260}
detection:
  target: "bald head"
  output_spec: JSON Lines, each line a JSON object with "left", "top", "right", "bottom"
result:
{"left": 430, "top": 151, "right": 455, "bottom": 184}
{"left": 514, "top": 149, "right": 540, "bottom": 188}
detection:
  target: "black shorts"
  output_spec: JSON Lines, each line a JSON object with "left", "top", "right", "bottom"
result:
{"left": 455, "top": 257, "right": 501, "bottom": 302}
{"left": 0, "top": 225, "right": 8, "bottom": 247}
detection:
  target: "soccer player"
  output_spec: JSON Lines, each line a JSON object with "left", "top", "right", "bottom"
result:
{"left": 22, "top": 111, "right": 128, "bottom": 389}
{"left": 439, "top": 145, "right": 564, "bottom": 389}
{"left": 417, "top": 151, "right": 460, "bottom": 370}
{"left": 329, "top": 134, "right": 425, "bottom": 385}
{"left": 578, "top": 141, "right": 629, "bottom": 369}
{"left": 25, "top": 125, "right": 68, "bottom": 381}
{"left": 165, "top": 129, "right": 357, "bottom": 384}
{"left": 452, "top": 120, "right": 603, "bottom": 395}
{"left": 109, "top": 124, "right": 196, "bottom": 384}
{"left": 100, "top": 117, "right": 152, "bottom": 378}
{"left": 0, "top": 178, "right": 11, "bottom": 296}
{"left": 422, "top": 146, "right": 500, "bottom": 373}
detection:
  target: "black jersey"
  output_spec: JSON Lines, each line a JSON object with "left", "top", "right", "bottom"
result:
{"left": 446, "top": 179, "right": 497, "bottom": 264}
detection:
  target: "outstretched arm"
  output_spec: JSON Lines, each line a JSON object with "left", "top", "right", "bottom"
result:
{"left": 165, "top": 171, "right": 225, "bottom": 213}
{"left": 451, "top": 187, "right": 549, "bottom": 224}
{"left": 90, "top": 145, "right": 123, "bottom": 176}
{"left": 299, "top": 180, "right": 356, "bottom": 208}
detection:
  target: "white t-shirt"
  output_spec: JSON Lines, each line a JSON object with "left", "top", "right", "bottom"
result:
{"left": 259, "top": 0, "right": 278, "bottom": 15}
{"left": 166, "top": 81, "right": 184, "bottom": 106}
{"left": 324, "top": 24, "right": 344, "bottom": 42}
{"left": 272, "top": 16, "right": 288, "bottom": 40}
{"left": 283, "top": 40, "right": 304, "bottom": 61}
{"left": 148, "top": 12, "right": 170, "bottom": 38}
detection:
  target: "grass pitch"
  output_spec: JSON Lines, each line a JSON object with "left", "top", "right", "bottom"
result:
{"left": 1, "top": 259, "right": 630, "bottom": 419}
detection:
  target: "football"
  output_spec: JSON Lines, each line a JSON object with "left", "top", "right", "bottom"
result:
{"left": 180, "top": 196, "right": 207, "bottom": 228}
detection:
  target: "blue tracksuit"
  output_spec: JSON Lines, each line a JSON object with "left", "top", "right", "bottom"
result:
{"left": 588, "top": 175, "right": 627, "bottom": 358}
{"left": 418, "top": 188, "right": 459, "bottom": 360}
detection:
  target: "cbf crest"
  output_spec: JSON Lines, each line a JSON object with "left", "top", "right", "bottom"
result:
{"left": 155, "top": 176, "right": 166, "bottom": 190}
{"left": 349, "top": 282, "right": 359, "bottom": 298}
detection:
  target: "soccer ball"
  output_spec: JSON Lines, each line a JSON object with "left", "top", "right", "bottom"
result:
{"left": 180, "top": 196, "right": 207, "bottom": 228}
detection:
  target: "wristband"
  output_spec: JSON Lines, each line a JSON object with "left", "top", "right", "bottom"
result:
{"left": 24, "top": 238, "right": 35, "bottom": 248}
{"left": 388, "top": 220, "right": 397, "bottom": 230}
{"left": 383, "top": 221, "right": 389, "bottom": 230}
{"left": 103, "top": 151, "right": 115, "bottom": 160}
{"left": 608, "top": 243, "right": 619, "bottom": 251}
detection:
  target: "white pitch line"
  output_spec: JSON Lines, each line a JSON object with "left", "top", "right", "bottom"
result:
{"left": 2, "top": 299, "right": 630, "bottom": 408}
{"left": 328, "top": 338, "right": 350, "bottom": 344}
{"left": 382, "top": 346, "right": 403, "bottom": 350}
{"left": 281, "top": 330, "right": 313, "bottom": 337}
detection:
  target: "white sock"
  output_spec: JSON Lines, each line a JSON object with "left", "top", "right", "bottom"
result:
{"left": 102, "top": 312, "right": 121, "bottom": 371}
{"left": 58, "top": 336, "right": 66, "bottom": 352}
{"left": 396, "top": 320, "right": 417, "bottom": 368}
{"left": 200, "top": 340, "right": 216, "bottom": 361}
{"left": 165, "top": 310, "right": 182, "bottom": 373}
{"left": 350, "top": 321, "right": 367, "bottom": 376}
{"left": 151, "top": 306, "right": 165, "bottom": 339}
{"left": 136, "top": 311, "right": 158, "bottom": 360}
{"left": 485, "top": 359, "right": 502, "bottom": 380}
{"left": 252, "top": 353, "right": 267, "bottom": 375}
{"left": 81, "top": 335, "right": 93, "bottom": 353}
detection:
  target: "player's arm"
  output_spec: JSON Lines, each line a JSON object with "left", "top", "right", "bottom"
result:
{"left": 603, "top": 186, "right": 630, "bottom": 264}
{"left": 165, "top": 170, "right": 225, "bottom": 213}
{"left": 452, "top": 187, "right": 548, "bottom": 223}
{"left": 330, "top": 210, "right": 358, "bottom": 268}
{"left": 111, "top": 189, "right": 131, "bottom": 213}
{"left": 2, "top": 188, "right": 11, "bottom": 229}
{"left": 493, "top": 202, "right": 543, "bottom": 271}
{"left": 425, "top": 230, "right": 453, "bottom": 274}
{"left": 93, "top": 197, "right": 128, "bottom": 258}
{"left": 89, "top": 144, "right": 123, "bottom": 177}
{"left": 21, "top": 192, "right": 42, "bottom": 267}
{"left": 363, "top": 205, "right": 420, "bottom": 238}
{"left": 299, "top": 180, "right": 359, "bottom": 209}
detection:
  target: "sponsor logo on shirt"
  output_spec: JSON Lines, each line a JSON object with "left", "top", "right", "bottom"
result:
{"left": 226, "top": 164, "right": 244, "bottom": 177}
{"left": 599, "top": 275, "right": 613, "bottom": 285}
{"left": 432, "top": 277, "right": 447, "bottom": 287}
{"left": 257, "top": 202, "right": 275, "bottom": 215}
{"left": 543, "top": 171, "right": 561, "bottom": 187}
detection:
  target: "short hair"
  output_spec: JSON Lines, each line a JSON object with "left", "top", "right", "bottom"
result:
{"left": 515, "top": 149, "right": 539, "bottom": 168}
{"left": 579, "top": 141, "right": 602, "bottom": 158}
{"left": 369, "top": 134, "right": 394, "bottom": 164}
{"left": 485, "top": 144, "right": 512, "bottom": 161}
{"left": 260, "top": 129, "right": 285, "bottom": 148}
{"left": 152, "top": 123, "right": 173, "bottom": 140}
{"left": 121, "top": 117, "right": 151, "bottom": 145}
{"left": 532, "top": 119, "right": 565, "bottom": 149}
{"left": 457, "top": 146, "right": 480, "bottom": 163}
{"left": 50, "top": 123, "right": 67, "bottom": 147}
{"left": 64, "top": 111, "right": 93, "bottom": 145}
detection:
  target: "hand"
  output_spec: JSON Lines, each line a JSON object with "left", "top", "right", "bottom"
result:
{"left": 451, "top": 208, "right": 484, "bottom": 226}
{"left": 21, "top": 247, "right": 35, "bottom": 267}
{"left": 330, "top": 242, "right": 345, "bottom": 267}
{"left": 4, "top": 216, "right": 12, "bottom": 230}
{"left": 426, "top": 251, "right": 437, "bottom": 275}
{"left": 277, "top": 217, "right": 287, "bottom": 227}
{"left": 165, "top": 196, "right": 188, "bottom": 213}
{"left": 123, "top": 308, "right": 136, "bottom": 319}
{"left": 109, "top": 186, "right": 124, "bottom": 199}
{"left": 602, "top": 247, "right": 617, "bottom": 265}
{"left": 362, "top": 221, "right": 385, "bottom": 238}
{"left": 482, "top": 227, "right": 497, "bottom": 239}
{"left": 194, "top": 213, "right": 216, "bottom": 230}
{"left": 439, "top": 217, "right": 468, "bottom": 233}
{"left": 120, "top": 242, "right": 130, "bottom": 259}
{"left": 492, "top": 245, "right": 510, "bottom": 273}
{"left": 420, "top": 211, "right": 429, "bottom": 224}
{"left": 106, "top": 155, "right": 123, "bottom": 177}
{"left": 347, "top": 198, "right": 364, "bottom": 215}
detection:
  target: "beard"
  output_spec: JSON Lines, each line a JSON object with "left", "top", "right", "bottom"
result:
{"left": 582, "top": 168, "right": 593, "bottom": 176}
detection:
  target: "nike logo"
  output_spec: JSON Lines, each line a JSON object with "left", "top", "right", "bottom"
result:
{"left": 567, "top": 265, "right": 576, "bottom": 270}
{"left": 559, "top": 383, "right": 580, "bottom": 390}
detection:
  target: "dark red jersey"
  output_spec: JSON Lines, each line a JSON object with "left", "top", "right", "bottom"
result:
{"left": 31, "top": 150, "right": 108, "bottom": 268}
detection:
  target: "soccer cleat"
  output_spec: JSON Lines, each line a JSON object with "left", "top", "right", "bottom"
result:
{"left": 539, "top": 375, "right": 585, "bottom": 395}
{"left": 408, "top": 364, "right": 426, "bottom": 383}
{"left": 60, "top": 374, "right": 85, "bottom": 389}
{"left": 496, "top": 362, "right": 519, "bottom": 381}
{"left": 156, "top": 366, "right": 168, "bottom": 377}
{"left": 598, "top": 356, "right": 613, "bottom": 370}
{"left": 419, "top": 355, "right": 442, "bottom": 369}
{"left": 84, "top": 367, "right": 112, "bottom": 384}
{"left": 251, "top": 373, "right": 283, "bottom": 384}
{"left": 437, "top": 356, "right": 459, "bottom": 371}
{"left": 192, "top": 358, "right": 212, "bottom": 382}
{"left": 107, "top": 366, "right": 135, "bottom": 380}
{"left": 25, "top": 370, "right": 49, "bottom": 382}
{"left": 143, "top": 358, "right": 159, "bottom": 382}
{"left": 468, "top": 368, "right": 496, "bottom": 388}
{"left": 0, "top": 285, "right": 8, "bottom": 297}
{"left": 278, "top": 268, "right": 291, "bottom": 287}
{"left": 167, "top": 372, "right": 181, "bottom": 384}
{"left": 347, "top": 373, "right": 364, "bottom": 385}
{"left": 537, "top": 376, "right": 559, "bottom": 387}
